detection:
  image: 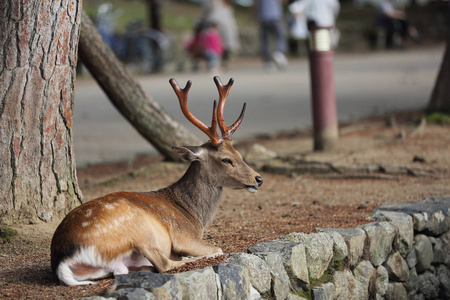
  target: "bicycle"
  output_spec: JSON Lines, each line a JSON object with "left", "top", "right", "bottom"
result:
{"left": 95, "top": 3, "right": 175, "bottom": 74}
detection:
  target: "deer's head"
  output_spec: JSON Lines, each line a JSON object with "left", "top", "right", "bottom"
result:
{"left": 170, "top": 77, "right": 263, "bottom": 192}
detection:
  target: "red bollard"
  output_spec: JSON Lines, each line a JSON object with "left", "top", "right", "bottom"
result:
{"left": 308, "top": 27, "right": 339, "bottom": 151}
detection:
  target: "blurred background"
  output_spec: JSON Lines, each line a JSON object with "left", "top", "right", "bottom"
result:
{"left": 81, "top": 0, "right": 448, "bottom": 65}
{"left": 74, "top": 0, "right": 449, "bottom": 166}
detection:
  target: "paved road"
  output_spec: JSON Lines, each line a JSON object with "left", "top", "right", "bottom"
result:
{"left": 74, "top": 45, "right": 444, "bottom": 166}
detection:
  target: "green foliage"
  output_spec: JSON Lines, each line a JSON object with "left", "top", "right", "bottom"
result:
{"left": 309, "top": 270, "right": 331, "bottom": 287}
{"left": 426, "top": 112, "right": 450, "bottom": 125}
{"left": 333, "top": 259, "right": 346, "bottom": 271}
{"left": 83, "top": 0, "right": 201, "bottom": 32}
{"left": 0, "top": 227, "right": 18, "bottom": 244}
{"left": 296, "top": 289, "right": 312, "bottom": 300}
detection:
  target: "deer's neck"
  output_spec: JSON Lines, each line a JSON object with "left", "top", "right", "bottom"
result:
{"left": 168, "top": 161, "right": 222, "bottom": 228}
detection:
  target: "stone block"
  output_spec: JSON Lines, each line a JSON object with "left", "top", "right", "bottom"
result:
{"left": 383, "top": 251, "right": 409, "bottom": 282}
{"left": 281, "top": 233, "right": 333, "bottom": 280}
{"left": 405, "top": 249, "right": 417, "bottom": 268}
{"left": 409, "top": 294, "right": 425, "bottom": 300}
{"left": 176, "top": 267, "right": 218, "bottom": 299}
{"left": 353, "top": 260, "right": 376, "bottom": 300}
{"left": 249, "top": 251, "right": 290, "bottom": 300}
{"left": 323, "top": 231, "right": 348, "bottom": 262}
{"left": 373, "top": 199, "right": 450, "bottom": 235}
{"left": 311, "top": 282, "right": 335, "bottom": 300}
{"left": 316, "top": 228, "right": 365, "bottom": 268}
{"left": 437, "top": 264, "right": 450, "bottom": 299}
{"left": 440, "top": 230, "right": 450, "bottom": 266}
{"left": 414, "top": 234, "right": 434, "bottom": 273}
{"left": 375, "top": 265, "right": 389, "bottom": 296}
{"left": 332, "top": 271, "right": 349, "bottom": 300}
{"left": 385, "top": 282, "right": 407, "bottom": 300}
{"left": 370, "top": 210, "right": 413, "bottom": 257}
{"left": 360, "top": 222, "right": 395, "bottom": 266}
{"left": 286, "top": 294, "right": 307, "bottom": 300}
{"left": 226, "top": 253, "right": 271, "bottom": 295}
{"left": 420, "top": 196, "right": 450, "bottom": 207}
{"left": 404, "top": 267, "right": 419, "bottom": 296}
{"left": 106, "top": 288, "right": 157, "bottom": 300}
{"left": 345, "top": 269, "right": 358, "bottom": 300}
{"left": 113, "top": 272, "right": 180, "bottom": 299}
{"left": 431, "top": 237, "right": 446, "bottom": 264}
{"left": 213, "top": 264, "right": 251, "bottom": 300}
{"left": 417, "top": 271, "right": 440, "bottom": 299}
{"left": 248, "top": 240, "right": 309, "bottom": 289}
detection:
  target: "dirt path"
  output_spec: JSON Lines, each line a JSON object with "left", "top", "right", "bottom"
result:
{"left": 1, "top": 112, "right": 449, "bottom": 299}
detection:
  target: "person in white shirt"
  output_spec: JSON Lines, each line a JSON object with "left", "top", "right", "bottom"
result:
{"left": 292, "top": 0, "right": 340, "bottom": 49}
{"left": 303, "top": 0, "right": 340, "bottom": 28}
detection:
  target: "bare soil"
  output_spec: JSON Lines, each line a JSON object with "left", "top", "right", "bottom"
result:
{"left": 1, "top": 111, "right": 450, "bottom": 299}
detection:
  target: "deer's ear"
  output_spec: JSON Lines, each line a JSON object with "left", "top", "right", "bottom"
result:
{"left": 172, "top": 146, "right": 205, "bottom": 161}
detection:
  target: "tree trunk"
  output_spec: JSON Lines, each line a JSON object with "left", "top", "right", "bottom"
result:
{"left": 0, "top": 0, "right": 83, "bottom": 225}
{"left": 428, "top": 40, "right": 450, "bottom": 113}
{"left": 78, "top": 11, "right": 201, "bottom": 162}
{"left": 147, "top": 0, "right": 162, "bottom": 31}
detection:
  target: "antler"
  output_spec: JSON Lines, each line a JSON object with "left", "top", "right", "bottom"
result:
{"left": 214, "top": 76, "right": 246, "bottom": 141}
{"left": 169, "top": 78, "right": 223, "bottom": 146}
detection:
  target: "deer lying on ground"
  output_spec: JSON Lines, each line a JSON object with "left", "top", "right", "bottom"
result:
{"left": 51, "top": 76, "right": 263, "bottom": 286}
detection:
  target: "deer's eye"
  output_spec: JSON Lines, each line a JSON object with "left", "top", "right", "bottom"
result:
{"left": 221, "top": 158, "right": 233, "bottom": 166}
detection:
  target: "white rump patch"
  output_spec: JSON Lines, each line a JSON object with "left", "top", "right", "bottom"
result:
{"left": 57, "top": 246, "right": 152, "bottom": 285}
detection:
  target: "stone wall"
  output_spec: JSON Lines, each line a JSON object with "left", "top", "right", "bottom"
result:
{"left": 84, "top": 197, "right": 450, "bottom": 300}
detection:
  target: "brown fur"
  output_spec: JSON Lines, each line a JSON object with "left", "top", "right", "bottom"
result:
{"left": 51, "top": 140, "right": 262, "bottom": 282}
{"left": 51, "top": 77, "right": 263, "bottom": 285}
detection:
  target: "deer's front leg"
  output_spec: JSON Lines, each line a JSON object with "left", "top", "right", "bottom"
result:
{"left": 174, "top": 237, "right": 223, "bottom": 260}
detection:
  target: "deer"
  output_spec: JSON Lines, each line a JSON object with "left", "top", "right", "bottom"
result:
{"left": 50, "top": 76, "right": 263, "bottom": 286}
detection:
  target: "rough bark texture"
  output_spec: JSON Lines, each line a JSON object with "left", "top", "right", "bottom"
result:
{"left": 0, "top": 0, "right": 83, "bottom": 225}
{"left": 78, "top": 11, "right": 201, "bottom": 161}
{"left": 428, "top": 40, "right": 450, "bottom": 113}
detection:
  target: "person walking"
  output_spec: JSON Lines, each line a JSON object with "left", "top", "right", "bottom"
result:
{"left": 203, "top": 0, "right": 240, "bottom": 69}
{"left": 254, "top": 0, "right": 288, "bottom": 71}
{"left": 288, "top": 0, "right": 309, "bottom": 55}
{"left": 303, "top": 0, "right": 340, "bottom": 48}
{"left": 376, "top": 0, "right": 420, "bottom": 49}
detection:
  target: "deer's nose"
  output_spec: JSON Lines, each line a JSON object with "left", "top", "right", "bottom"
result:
{"left": 255, "top": 176, "right": 263, "bottom": 187}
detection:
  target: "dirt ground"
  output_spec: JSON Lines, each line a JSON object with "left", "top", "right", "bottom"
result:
{"left": 1, "top": 111, "right": 450, "bottom": 299}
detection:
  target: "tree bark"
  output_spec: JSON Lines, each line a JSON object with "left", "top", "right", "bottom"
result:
{"left": 78, "top": 11, "right": 201, "bottom": 162}
{"left": 147, "top": 0, "right": 162, "bottom": 31}
{"left": 0, "top": 0, "right": 83, "bottom": 225}
{"left": 428, "top": 40, "right": 450, "bottom": 113}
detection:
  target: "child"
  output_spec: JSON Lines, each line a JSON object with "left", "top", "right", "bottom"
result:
{"left": 185, "top": 21, "right": 224, "bottom": 72}
{"left": 201, "top": 22, "right": 224, "bottom": 71}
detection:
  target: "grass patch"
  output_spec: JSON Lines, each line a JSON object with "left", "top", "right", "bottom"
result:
{"left": 0, "top": 227, "right": 18, "bottom": 244}
{"left": 333, "top": 259, "right": 346, "bottom": 271}
{"left": 309, "top": 270, "right": 331, "bottom": 287}
{"left": 296, "top": 290, "right": 312, "bottom": 300}
{"left": 426, "top": 112, "right": 450, "bottom": 125}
